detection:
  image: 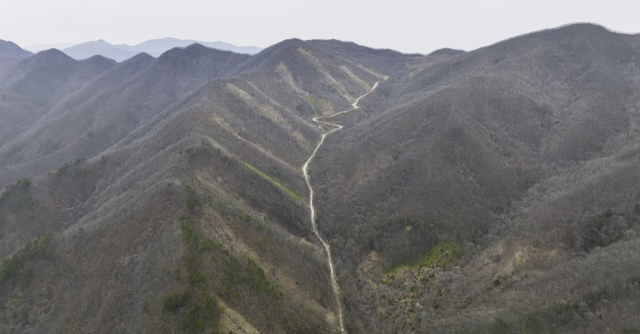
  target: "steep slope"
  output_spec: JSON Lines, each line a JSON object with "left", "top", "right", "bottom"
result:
{"left": 234, "top": 38, "right": 384, "bottom": 117}
{"left": 0, "top": 40, "right": 32, "bottom": 75}
{"left": 3, "top": 25, "right": 638, "bottom": 334}
{"left": 0, "top": 50, "right": 116, "bottom": 148}
{"left": 0, "top": 94, "right": 331, "bottom": 332}
{"left": 0, "top": 44, "right": 250, "bottom": 188}
{"left": 0, "top": 37, "right": 403, "bottom": 334}
{"left": 0, "top": 39, "right": 392, "bottom": 188}
{"left": 311, "top": 23, "right": 640, "bottom": 333}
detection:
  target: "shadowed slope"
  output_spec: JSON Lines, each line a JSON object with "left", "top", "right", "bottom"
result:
{"left": 0, "top": 50, "right": 116, "bottom": 148}
{"left": 2, "top": 25, "right": 638, "bottom": 333}
{"left": 0, "top": 36, "right": 409, "bottom": 334}
{"left": 311, "top": 23, "right": 640, "bottom": 333}
{"left": 0, "top": 45, "right": 250, "bottom": 187}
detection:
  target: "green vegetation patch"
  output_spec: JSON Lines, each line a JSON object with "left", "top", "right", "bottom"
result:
{"left": 243, "top": 162, "right": 302, "bottom": 201}
{"left": 583, "top": 208, "right": 626, "bottom": 252}
{"left": 184, "top": 141, "right": 225, "bottom": 161}
{"left": 164, "top": 291, "right": 192, "bottom": 313}
{"left": 55, "top": 158, "right": 89, "bottom": 177}
{"left": 0, "top": 178, "right": 36, "bottom": 211}
{"left": 0, "top": 233, "right": 54, "bottom": 284}
{"left": 181, "top": 186, "right": 283, "bottom": 301}
{"left": 417, "top": 242, "right": 463, "bottom": 268}
{"left": 386, "top": 242, "right": 463, "bottom": 273}
{"left": 355, "top": 76, "right": 372, "bottom": 88}
{"left": 295, "top": 103, "right": 313, "bottom": 116}
{"left": 219, "top": 254, "right": 282, "bottom": 299}
{"left": 56, "top": 163, "right": 71, "bottom": 176}
{"left": 161, "top": 185, "right": 224, "bottom": 332}
{"left": 166, "top": 185, "right": 283, "bottom": 332}
{"left": 306, "top": 95, "right": 332, "bottom": 114}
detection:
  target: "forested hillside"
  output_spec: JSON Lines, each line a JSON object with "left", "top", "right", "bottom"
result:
{"left": 1, "top": 23, "right": 639, "bottom": 333}
{"left": 312, "top": 23, "right": 640, "bottom": 333}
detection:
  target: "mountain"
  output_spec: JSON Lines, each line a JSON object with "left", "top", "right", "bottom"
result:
{"left": 62, "top": 39, "right": 141, "bottom": 62}
{"left": 428, "top": 47, "right": 465, "bottom": 56}
{"left": 60, "top": 38, "right": 263, "bottom": 62}
{"left": 128, "top": 37, "right": 263, "bottom": 55}
{"left": 0, "top": 44, "right": 250, "bottom": 188}
{"left": 24, "top": 43, "right": 74, "bottom": 53}
{"left": 307, "top": 39, "right": 425, "bottom": 75}
{"left": 0, "top": 39, "right": 399, "bottom": 333}
{"left": 311, "top": 23, "right": 640, "bottom": 333}
{"left": 0, "top": 40, "right": 32, "bottom": 75}
{"left": 1, "top": 23, "right": 640, "bottom": 334}
{"left": 0, "top": 49, "right": 115, "bottom": 148}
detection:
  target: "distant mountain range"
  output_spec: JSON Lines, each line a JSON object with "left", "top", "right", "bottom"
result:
{"left": 23, "top": 43, "right": 73, "bottom": 53}
{"left": 24, "top": 38, "right": 263, "bottom": 62}
{"left": 1, "top": 24, "right": 640, "bottom": 334}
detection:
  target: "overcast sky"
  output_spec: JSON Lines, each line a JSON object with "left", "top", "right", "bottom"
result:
{"left": 1, "top": 0, "right": 639, "bottom": 54}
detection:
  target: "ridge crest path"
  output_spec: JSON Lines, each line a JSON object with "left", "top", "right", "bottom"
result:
{"left": 302, "top": 78, "right": 386, "bottom": 333}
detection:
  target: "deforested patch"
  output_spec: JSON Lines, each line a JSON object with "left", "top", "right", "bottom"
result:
{"left": 340, "top": 65, "right": 371, "bottom": 89}
{"left": 275, "top": 62, "right": 305, "bottom": 94}
{"left": 297, "top": 48, "right": 355, "bottom": 102}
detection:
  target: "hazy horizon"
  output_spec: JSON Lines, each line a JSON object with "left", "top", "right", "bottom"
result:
{"left": 2, "top": 0, "right": 639, "bottom": 54}
{"left": 2, "top": 2, "right": 640, "bottom": 333}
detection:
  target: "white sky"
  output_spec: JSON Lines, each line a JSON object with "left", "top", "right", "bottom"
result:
{"left": 1, "top": 0, "right": 639, "bottom": 54}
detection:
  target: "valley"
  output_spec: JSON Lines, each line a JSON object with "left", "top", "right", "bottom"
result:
{"left": 0, "top": 23, "right": 639, "bottom": 333}
{"left": 303, "top": 78, "right": 386, "bottom": 333}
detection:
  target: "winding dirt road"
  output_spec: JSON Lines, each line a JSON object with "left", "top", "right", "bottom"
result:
{"left": 302, "top": 78, "right": 385, "bottom": 332}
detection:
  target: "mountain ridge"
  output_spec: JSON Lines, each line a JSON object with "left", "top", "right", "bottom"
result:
{"left": 310, "top": 22, "right": 640, "bottom": 333}
{"left": 0, "top": 39, "right": 33, "bottom": 74}
{"left": 0, "top": 23, "right": 639, "bottom": 334}
{"left": 60, "top": 38, "right": 263, "bottom": 62}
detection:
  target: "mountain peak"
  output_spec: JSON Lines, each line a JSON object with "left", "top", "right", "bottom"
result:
{"left": 0, "top": 40, "right": 33, "bottom": 58}
{"left": 229, "top": 38, "right": 311, "bottom": 74}
{"left": 184, "top": 42, "right": 207, "bottom": 51}
{"left": 560, "top": 22, "right": 612, "bottom": 31}
{"left": 67, "top": 39, "right": 114, "bottom": 49}
{"left": 35, "top": 48, "right": 75, "bottom": 62}
{"left": 82, "top": 54, "right": 118, "bottom": 66}
{"left": 0, "top": 40, "right": 33, "bottom": 74}
{"left": 156, "top": 43, "right": 247, "bottom": 69}
{"left": 258, "top": 38, "right": 310, "bottom": 56}
{"left": 273, "top": 38, "right": 306, "bottom": 48}
{"left": 428, "top": 48, "right": 465, "bottom": 56}
{"left": 125, "top": 52, "right": 155, "bottom": 62}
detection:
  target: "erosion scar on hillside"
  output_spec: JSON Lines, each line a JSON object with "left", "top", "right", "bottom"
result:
{"left": 302, "top": 78, "right": 385, "bottom": 332}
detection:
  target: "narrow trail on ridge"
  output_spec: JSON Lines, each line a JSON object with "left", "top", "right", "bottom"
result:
{"left": 302, "top": 78, "right": 386, "bottom": 333}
